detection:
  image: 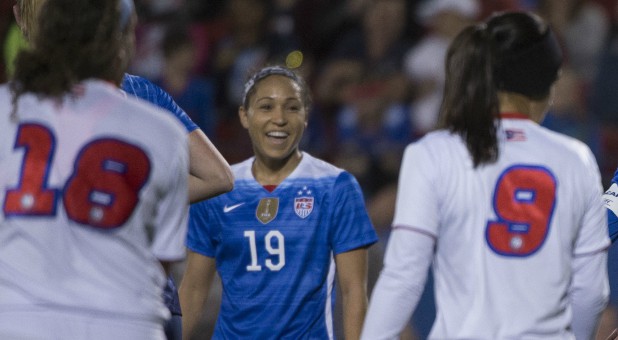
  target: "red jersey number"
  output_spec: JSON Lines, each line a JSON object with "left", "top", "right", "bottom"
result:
{"left": 485, "top": 166, "right": 556, "bottom": 257}
{"left": 3, "top": 124, "right": 151, "bottom": 229}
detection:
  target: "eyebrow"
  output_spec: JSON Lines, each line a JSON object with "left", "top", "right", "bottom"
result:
{"left": 255, "top": 96, "right": 301, "bottom": 103}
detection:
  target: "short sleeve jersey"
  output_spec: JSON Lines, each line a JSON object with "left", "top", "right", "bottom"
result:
{"left": 187, "top": 152, "right": 378, "bottom": 339}
{"left": 394, "top": 115, "right": 609, "bottom": 338}
{"left": 0, "top": 80, "right": 189, "bottom": 323}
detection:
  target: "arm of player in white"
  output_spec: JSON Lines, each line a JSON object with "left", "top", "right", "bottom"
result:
{"left": 361, "top": 227, "right": 435, "bottom": 340}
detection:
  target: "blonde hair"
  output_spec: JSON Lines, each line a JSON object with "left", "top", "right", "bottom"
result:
{"left": 18, "top": 0, "right": 45, "bottom": 41}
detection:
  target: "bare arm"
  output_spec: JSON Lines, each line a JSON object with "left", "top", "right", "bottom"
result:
{"left": 335, "top": 247, "right": 370, "bottom": 340}
{"left": 179, "top": 250, "right": 217, "bottom": 340}
{"left": 188, "top": 129, "right": 234, "bottom": 203}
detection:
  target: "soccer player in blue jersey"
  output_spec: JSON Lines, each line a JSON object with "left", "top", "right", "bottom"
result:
{"left": 12, "top": 1, "right": 234, "bottom": 339}
{"left": 179, "top": 65, "right": 379, "bottom": 340}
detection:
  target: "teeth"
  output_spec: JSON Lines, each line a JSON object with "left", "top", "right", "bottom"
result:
{"left": 267, "top": 131, "right": 288, "bottom": 137}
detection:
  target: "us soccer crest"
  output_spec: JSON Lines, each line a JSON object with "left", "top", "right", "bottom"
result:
{"left": 294, "top": 186, "right": 314, "bottom": 219}
{"left": 256, "top": 198, "right": 279, "bottom": 224}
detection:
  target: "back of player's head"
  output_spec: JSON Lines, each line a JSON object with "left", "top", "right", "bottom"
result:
{"left": 487, "top": 11, "right": 562, "bottom": 99}
{"left": 11, "top": 0, "right": 136, "bottom": 102}
{"left": 438, "top": 11, "right": 562, "bottom": 167}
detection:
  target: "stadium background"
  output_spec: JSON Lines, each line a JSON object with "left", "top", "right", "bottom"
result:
{"left": 1, "top": 0, "right": 618, "bottom": 337}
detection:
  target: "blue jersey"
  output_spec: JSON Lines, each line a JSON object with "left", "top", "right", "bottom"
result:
{"left": 604, "top": 169, "right": 618, "bottom": 243}
{"left": 188, "top": 153, "right": 378, "bottom": 339}
{"left": 122, "top": 74, "right": 198, "bottom": 133}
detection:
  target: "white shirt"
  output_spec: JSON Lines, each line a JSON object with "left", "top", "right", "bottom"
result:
{"left": 0, "top": 80, "right": 189, "bottom": 324}
{"left": 362, "top": 115, "right": 609, "bottom": 339}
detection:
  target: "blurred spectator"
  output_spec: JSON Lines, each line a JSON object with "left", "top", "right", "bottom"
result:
{"left": 211, "top": 0, "right": 297, "bottom": 112}
{"left": 535, "top": 0, "right": 610, "bottom": 182}
{"left": 327, "top": 0, "right": 417, "bottom": 83}
{"left": 317, "top": 0, "right": 417, "bottom": 197}
{"left": 404, "top": 0, "right": 479, "bottom": 135}
{"left": 209, "top": 0, "right": 300, "bottom": 163}
{"left": 536, "top": 0, "right": 610, "bottom": 84}
{"left": 155, "top": 24, "right": 219, "bottom": 138}
{"left": 541, "top": 67, "right": 601, "bottom": 159}
{"left": 129, "top": 2, "right": 187, "bottom": 79}
{"left": 292, "top": 0, "right": 368, "bottom": 63}
{"left": 302, "top": 59, "right": 365, "bottom": 163}
{"left": 335, "top": 81, "right": 413, "bottom": 197}
{"left": 590, "top": 0, "right": 618, "bottom": 184}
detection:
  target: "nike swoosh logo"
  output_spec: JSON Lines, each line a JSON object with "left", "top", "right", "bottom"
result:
{"left": 223, "top": 203, "right": 245, "bottom": 213}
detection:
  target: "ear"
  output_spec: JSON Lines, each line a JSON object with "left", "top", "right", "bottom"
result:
{"left": 239, "top": 106, "right": 249, "bottom": 129}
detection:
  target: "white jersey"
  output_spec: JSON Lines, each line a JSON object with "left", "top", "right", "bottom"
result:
{"left": 0, "top": 80, "right": 188, "bottom": 326}
{"left": 365, "top": 115, "right": 609, "bottom": 339}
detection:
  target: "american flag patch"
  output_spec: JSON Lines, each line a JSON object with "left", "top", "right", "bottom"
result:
{"left": 505, "top": 129, "right": 526, "bottom": 141}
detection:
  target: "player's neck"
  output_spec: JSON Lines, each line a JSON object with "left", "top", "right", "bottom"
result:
{"left": 252, "top": 151, "right": 302, "bottom": 186}
{"left": 498, "top": 91, "right": 549, "bottom": 123}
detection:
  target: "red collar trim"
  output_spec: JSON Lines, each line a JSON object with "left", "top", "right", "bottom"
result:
{"left": 500, "top": 112, "right": 530, "bottom": 120}
{"left": 263, "top": 185, "right": 277, "bottom": 192}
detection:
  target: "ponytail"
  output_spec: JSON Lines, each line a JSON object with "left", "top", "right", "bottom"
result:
{"left": 438, "top": 12, "right": 562, "bottom": 168}
{"left": 438, "top": 25, "right": 499, "bottom": 167}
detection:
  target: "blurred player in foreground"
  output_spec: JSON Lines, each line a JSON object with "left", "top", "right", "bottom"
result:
{"left": 11, "top": 1, "right": 234, "bottom": 339}
{"left": 362, "top": 11, "right": 610, "bottom": 340}
{"left": 14, "top": 0, "right": 232, "bottom": 206}
{"left": 179, "top": 65, "right": 379, "bottom": 340}
{"left": 0, "top": 0, "right": 188, "bottom": 339}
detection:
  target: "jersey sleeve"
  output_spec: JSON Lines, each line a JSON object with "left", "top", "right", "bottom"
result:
{"left": 603, "top": 169, "right": 618, "bottom": 243}
{"left": 392, "top": 142, "right": 440, "bottom": 237}
{"left": 329, "top": 172, "right": 378, "bottom": 254}
{"left": 575, "top": 147, "right": 610, "bottom": 255}
{"left": 151, "top": 133, "right": 190, "bottom": 262}
{"left": 121, "top": 74, "right": 199, "bottom": 133}
{"left": 186, "top": 201, "right": 217, "bottom": 258}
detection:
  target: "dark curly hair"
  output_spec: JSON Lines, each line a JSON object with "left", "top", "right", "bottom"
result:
{"left": 11, "top": 0, "right": 135, "bottom": 117}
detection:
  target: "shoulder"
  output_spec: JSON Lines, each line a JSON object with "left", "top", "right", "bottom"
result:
{"left": 535, "top": 125, "right": 596, "bottom": 163}
{"left": 122, "top": 73, "right": 155, "bottom": 91}
{"left": 121, "top": 73, "right": 167, "bottom": 101}
{"left": 406, "top": 129, "right": 460, "bottom": 156}
{"left": 296, "top": 152, "right": 364, "bottom": 191}
{"left": 121, "top": 73, "right": 178, "bottom": 109}
{"left": 230, "top": 157, "right": 255, "bottom": 180}
{"left": 297, "top": 152, "right": 347, "bottom": 179}
{"left": 92, "top": 80, "right": 186, "bottom": 139}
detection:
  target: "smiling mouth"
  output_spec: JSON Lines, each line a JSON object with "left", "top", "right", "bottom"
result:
{"left": 265, "top": 131, "right": 289, "bottom": 145}
{"left": 267, "top": 131, "right": 289, "bottom": 138}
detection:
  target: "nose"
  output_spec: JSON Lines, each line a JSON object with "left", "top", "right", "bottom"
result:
{"left": 271, "top": 106, "right": 286, "bottom": 125}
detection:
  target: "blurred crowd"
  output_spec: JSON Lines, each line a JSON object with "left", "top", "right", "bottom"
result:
{"left": 3, "top": 0, "right": 618, "bottom": 337}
